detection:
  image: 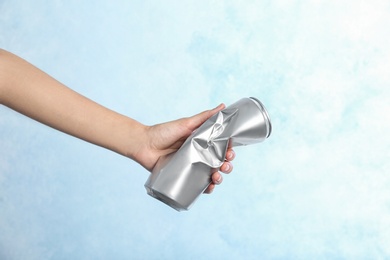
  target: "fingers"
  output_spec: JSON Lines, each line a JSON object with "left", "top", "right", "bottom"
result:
{"left": 220, "top": 148, "right": 235, "bottom": 173}
{"left": 212, "top": 171, "right": 223, "bottom": 184}
{"left": 185, "top": 103, "right": 225, "bottom": 131}
{"left": 203, "top": 172, "right": 222, "bottom": 194}
{"left": 203, "top": 183, "right": 216, "bottom": 194}
{"left": 204, "top": 149, "right": 235, "bottom": 194}
{"left": 220, "top": 161, "right": 233, "bottom": 173}
{"left": 226, "top": 149, "right": 235, "bottom": 161}
{"left": 205, "top": 168, "right": 229, "bottom": 194}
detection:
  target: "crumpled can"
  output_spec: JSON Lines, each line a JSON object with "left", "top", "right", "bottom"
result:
{"left": 145, "top": 97, "right": 272, "bottom": 211}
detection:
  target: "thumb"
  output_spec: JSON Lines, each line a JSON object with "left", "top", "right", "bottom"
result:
{"left": 186, "top": 103, "right": 225, "bottom": 131}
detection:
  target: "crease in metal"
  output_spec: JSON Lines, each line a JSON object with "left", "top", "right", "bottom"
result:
{"left": 144, "top": 97, "right": 272, "bottom": 211}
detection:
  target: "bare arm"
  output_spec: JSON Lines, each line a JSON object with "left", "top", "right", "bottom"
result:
{"left": 0, "top": 48, "right": 146, "bottom": 161}
{"left": 0, "top": 49, "right": 234, "bottom": 193}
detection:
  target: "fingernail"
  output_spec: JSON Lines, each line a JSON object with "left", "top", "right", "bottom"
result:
{"left": 213, "top": 103, "right": 224, "bottom": 110}
{"left": 216, "top": 175, "right": 222, "bottom": 184}
{"left": 224, "top": 163, "right": 230, "bottom": 172}
{"left": 227, "top": 151, "right": 235, "bottom": 160}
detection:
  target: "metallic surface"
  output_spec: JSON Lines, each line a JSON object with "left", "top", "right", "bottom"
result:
{"left": 145, "top": 97, "right": 272, "bottom": 211}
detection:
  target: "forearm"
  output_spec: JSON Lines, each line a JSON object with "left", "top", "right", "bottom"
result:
{"left": 0, "top": 49, "right": 146, "bottom": 160}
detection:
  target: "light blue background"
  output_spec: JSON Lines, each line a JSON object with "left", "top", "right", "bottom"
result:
{"left": 1, "top": 1, "right": 390, "bottom": 259}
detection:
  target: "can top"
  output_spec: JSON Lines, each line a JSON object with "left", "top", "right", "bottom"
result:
{"left": 249, "top": 97, "right": 272, "bottom": 138}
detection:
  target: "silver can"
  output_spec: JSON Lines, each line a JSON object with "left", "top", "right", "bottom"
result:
{"left": 145, "top": 97, "right": 272, "bottom": 211}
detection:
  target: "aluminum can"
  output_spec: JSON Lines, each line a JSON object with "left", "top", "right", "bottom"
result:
{"left": 145, "top": 97, "right": 272, "bottom": 211}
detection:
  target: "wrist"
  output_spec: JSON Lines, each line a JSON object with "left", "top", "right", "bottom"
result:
{"left": 121, "top": 118, "right": 150, "bottom": 163}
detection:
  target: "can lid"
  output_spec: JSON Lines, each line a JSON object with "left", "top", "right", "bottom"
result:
{"left": 249, "top": 97, "right": 272, "bottom": 138}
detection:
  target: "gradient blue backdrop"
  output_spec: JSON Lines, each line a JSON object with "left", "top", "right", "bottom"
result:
{"left": 1, "top": 1, "right": 390, "bottom": 259}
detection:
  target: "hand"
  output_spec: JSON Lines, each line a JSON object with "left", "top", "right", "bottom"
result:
{"left": 0, "top": 49, "right": 234, "bottom": 194}
{"left": 134, "top": 104, "right": 235, "bottom": 194}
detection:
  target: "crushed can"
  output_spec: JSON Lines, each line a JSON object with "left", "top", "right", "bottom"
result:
{"left": 145, "top": 97, "right": 272, "bottom": 211}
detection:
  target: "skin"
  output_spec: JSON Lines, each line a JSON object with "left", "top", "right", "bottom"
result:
{"left": 0, "top": 49, "right": 235, "bottom": 194}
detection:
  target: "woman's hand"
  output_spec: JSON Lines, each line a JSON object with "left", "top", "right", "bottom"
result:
{"left": 0, "top": 49, "right": 235, "bottom": 194}
{"left": 133, "top": 104, "right": 235, "bottom": 194}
